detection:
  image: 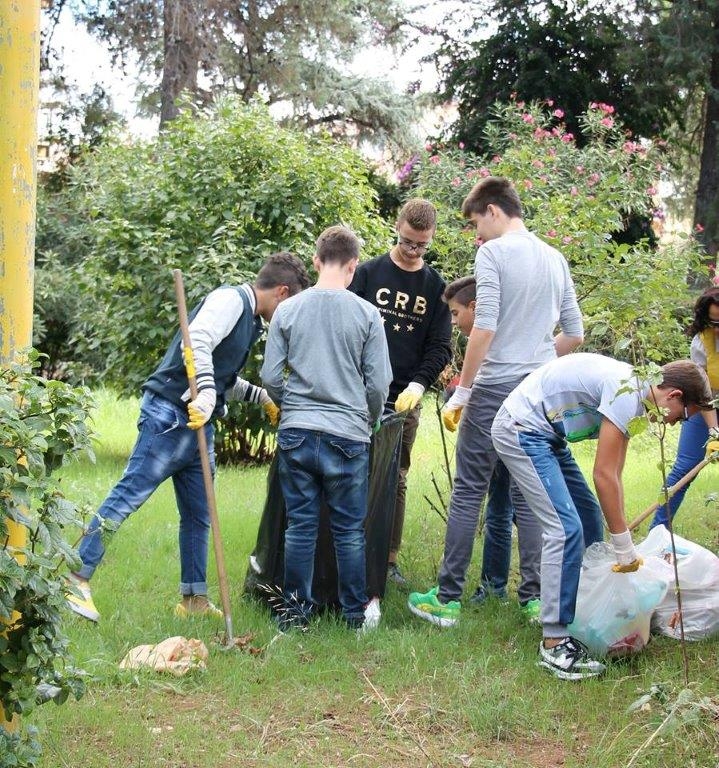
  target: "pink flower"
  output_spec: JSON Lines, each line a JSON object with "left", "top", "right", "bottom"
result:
{"left": 623, "top": 141, "right": 640, "bottom": 153}
{"left": 547, "top": 147, "right": 557, "bottom": 157}
{"left": 521, "top": 113, "right": 535, "bottom": 124}
{"left": 479, "top": 167, "right": 491, "bottom": 177}
{"left": 552, "top": 109, "right": 564, "bottom": 119}
{"left": 546, "top": 228, "right": 557, "bottom": 237}
{"left": 570, "top": 186, "right": 579, "bottom": 196}
{"left": 646, "top": 186, "right": 657, "bottom": 196}
{"left": 459, "top": 141, "right": 465, "bottom": 150}
{"left": 600, "top": 103, "right": 615, "bottom": 114}
{"left": 451, "top": 176, "right": 462, "bottom": 187}
{"left": 533, "top": 127, "right": 550, "bottom": 140}
{"left": 696, "top": 223, "right": 705, "bottom": 233}
{"left": 523, "top": 179, "right": 533, "bottom": 190}
{"left": 425, "top": 141, "right": 433, "bottom": 151}
{"left": 429, "top": 155, "right": 441, "bottom": 164}
{"left": 492, "top": 155, "right": 502, "bottom": 164}
{"left": 589, "top": 101, "right": 598, "bottom": 109}
{"left": 532, "top": 159, "right": 544, "bottom": 169}
{"left": 562, "top": 236, "right": 573, "bottom": 245}
{"left": 561, "top": 133, "right": 574, "bottom": 143}
{"left": 600, "top": 117, "right": 614, "bottom": 128}
{"left": 575, "top": 165, "right": 585, "bottom": 174}
{"left": 588, "top": 172, "right": 600, "bottom": 186}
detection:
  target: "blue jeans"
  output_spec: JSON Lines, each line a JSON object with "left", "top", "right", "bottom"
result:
{"left": 492, "top": 410, "right": 604, "bottom": 634}
{"left": 77, "top": 391, "right": 214, "bottom": 595}
{"left": 651, "top": 411, "right": 713, "bottom": 528}
{"left": 277, "top": 428, "right": 369, "bottom": 622}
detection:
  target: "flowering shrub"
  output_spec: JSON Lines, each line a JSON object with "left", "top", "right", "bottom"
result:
{"left": 412, "top": 101, "right": 705, "bottom": 362}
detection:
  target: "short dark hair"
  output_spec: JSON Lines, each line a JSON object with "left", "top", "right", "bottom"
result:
{"left": 461, "top": 176, "right": 522, "bottom": 219}
{"left": 689, "top": 286, "right": 719, "bottom": 336}
{"left": 659, "top": 360, "right": 714, "bottom": 410}
{"left": 255, "top": 251, "right": 310, "bottom": 296}
{"left": 443, "top": 276, "right": 476, "bottom": 307}
{"left": 397, "top": 198, "right": 437, "bottom": 232}
{"left": 315, "top": 225, "right": 360, "bottom": 266}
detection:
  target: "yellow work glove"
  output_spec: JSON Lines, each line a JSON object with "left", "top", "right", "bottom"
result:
{"left": 187, "top": 388, "right": 217, "bottom": 430}
{"left": 705, "top": 428, "right": 719, "bottom": 460}
{"left": 259, "top": 389, "right": 280, "bottom": 427}
{"left": 395, "top": 382, "right": 425, "bottom": 412}
{"left": 441, "top": 385, "right": 472, "bottom": 432}
{"left": 612, "top": 557, "right": 644, "bottom": 573}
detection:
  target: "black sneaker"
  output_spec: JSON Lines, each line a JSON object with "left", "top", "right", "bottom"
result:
{"left": 537, "top": 637, "right": 605, "bottom": 681}
{"left": 387, "top": 563, "right": 408, "bottom": 587}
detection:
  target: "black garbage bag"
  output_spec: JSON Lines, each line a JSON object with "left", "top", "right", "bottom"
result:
{"left": 244, "top": 412, "right": 405, "bottom": 611}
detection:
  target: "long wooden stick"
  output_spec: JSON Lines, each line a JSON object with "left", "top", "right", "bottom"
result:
{"left": 628, "top": 457, "right": 713, "bottom": 531}
{"left": 172, "top": 269, "right": 234, "bottom": 643}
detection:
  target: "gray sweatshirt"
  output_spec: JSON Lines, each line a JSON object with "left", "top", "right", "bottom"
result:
{"left": 473, "top": 230, "right": 583, "bottom": 385}
{"left": 261, "top": 288, "right": 392, "bottom": 442}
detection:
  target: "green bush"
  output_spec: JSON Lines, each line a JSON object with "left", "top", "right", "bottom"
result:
{"left": 411, "top": 100, "right": 705, "bottom": 363}
{"left": 0, "top": 351, "right": 95, "bottom": 767}
{"left": 56, "top": 98, "right": 390, "bottom": 461}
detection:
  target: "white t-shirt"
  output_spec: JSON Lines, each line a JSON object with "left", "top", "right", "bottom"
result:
{"left": 503, "top": 353, "right": 646, "bottom": 442}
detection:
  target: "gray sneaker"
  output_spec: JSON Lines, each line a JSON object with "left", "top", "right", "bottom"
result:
{"left": 387, "top": 563, "right": 408, "bottom": 587}
{"left": 537, "top": 637, "right": 605, "bottom": 681}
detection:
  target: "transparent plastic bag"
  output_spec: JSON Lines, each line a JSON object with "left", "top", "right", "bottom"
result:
{"left": 568, "top": 542, "right": 669, "bottom": 657}
{"left": 636, "top": 525, "right": 719, "bottom": 640}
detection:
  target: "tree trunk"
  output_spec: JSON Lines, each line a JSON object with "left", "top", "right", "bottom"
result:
{"left": 693, "top": 3, "right": 719, "bottom": 270}
{"left": 160, "top": 0, "right": 201, "bottom": 128}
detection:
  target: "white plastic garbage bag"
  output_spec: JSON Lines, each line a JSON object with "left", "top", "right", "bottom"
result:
{"left": 568, "top": 542, "right": 669, "bottom": 657}
{"left": 636, "top": 525, "right": 719, "bottom": 641}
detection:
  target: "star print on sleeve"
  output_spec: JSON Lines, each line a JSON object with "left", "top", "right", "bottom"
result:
{"left": 393, "top": 323, "right": 401, "bottom": 331}
{"left": 406, "top": 323, "right": 415, "bottom": 332}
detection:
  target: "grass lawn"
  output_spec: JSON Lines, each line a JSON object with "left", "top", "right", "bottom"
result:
{"left": 35, "top": 390, "right": 719, "bottom": 768}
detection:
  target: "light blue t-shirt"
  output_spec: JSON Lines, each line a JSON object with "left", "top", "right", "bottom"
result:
{"left": 503, "top": 353, "right": 646, "bottom": 442}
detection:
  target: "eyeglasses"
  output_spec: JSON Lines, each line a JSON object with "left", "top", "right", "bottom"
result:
{"left": 397, "top": 235, "right": 432, "bottom": 252}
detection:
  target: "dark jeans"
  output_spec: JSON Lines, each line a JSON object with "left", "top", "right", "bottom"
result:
{"left": 277, "top": 428, "right": 370, "bottom": 622}
{"left": 390, "top": 404, "right": 421, "bottom": 555}
{"left": 77, "top": 391, "right": 214, "bottom": 595}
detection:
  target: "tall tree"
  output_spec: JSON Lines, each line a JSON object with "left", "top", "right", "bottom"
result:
{"left": 48, "top": 0, "right": 418, "bottom": 151}
{"left": 434, "top": 0, "right": 682, "bottom": 151}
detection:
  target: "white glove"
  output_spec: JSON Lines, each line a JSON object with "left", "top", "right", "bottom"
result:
{"left": 187, "top": 388, "right": 217, "bottom": 430}
{"left": 610, "top": 530, "right": 642, "bottom": 572}
{"left": 441, "top": 385, "right": 472, "bottom": 432}
{"left": 258, "top": 388, "right": 280, "bottom": 426}
{"left": 395, "top": 382, "right": 425, "bottom": 412}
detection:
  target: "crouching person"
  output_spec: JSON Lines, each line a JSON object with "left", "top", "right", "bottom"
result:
{"left": 261, "top": 226, "right": 392, "bottom": 631}
{"left": 491, "top": 353, "right": 713, "bottom": 679}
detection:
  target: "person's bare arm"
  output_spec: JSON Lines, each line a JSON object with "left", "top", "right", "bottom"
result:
{"left": 592, "top": 417, "right": 629, "bottom": 534}
{"left": 554, "top": 332, "right": 583, "bottom": 357}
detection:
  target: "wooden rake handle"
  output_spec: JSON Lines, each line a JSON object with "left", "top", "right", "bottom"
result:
{"left": 627, "top": 456, "right": 714, "bottom": 532}
{"left": 173, "top": 269, "right": 234, "bottom": 643}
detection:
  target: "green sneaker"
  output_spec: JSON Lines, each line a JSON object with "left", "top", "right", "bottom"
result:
{"left": 407, "top": 588, "right": 460, "bottom": 627}
{"left": 520, "top": 598, "right": 541, "bottom": 625}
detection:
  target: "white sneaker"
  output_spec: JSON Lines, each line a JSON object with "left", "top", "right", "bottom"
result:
{"left": 537, "top": 637, "right": 605, "bottom": 681}
{"left": 361, "top": 597, "right": 381, "bottom": 631}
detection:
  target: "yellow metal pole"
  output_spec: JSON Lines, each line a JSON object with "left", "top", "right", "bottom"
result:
{"left": 0, "top": 0, "right": 41, "bottom": 734}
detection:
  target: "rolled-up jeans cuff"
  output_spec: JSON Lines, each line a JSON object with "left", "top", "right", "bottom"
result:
{"left": 180, "top": 581, "right": 208, "bottom": 596}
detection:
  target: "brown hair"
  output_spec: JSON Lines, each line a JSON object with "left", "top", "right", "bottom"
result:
{"left": 461, "top": 176, "right": 522, "bottom": 219}
{"left": 659, "top": 360, "right": 714, "bottom": 409}
{"left": 315, "top": 225, "right": 361, "bottom": 266}
{"left": 397, "top": 198, "right": 437, "bottom": 231}
{"left": 689, "top": 286, "right": 719, "bottom": 336}
{"left": 443, "top": 275, "right": 476, "bottom": 307}
{"left": 255, "top": 252, "right": 310, "bottom": 295}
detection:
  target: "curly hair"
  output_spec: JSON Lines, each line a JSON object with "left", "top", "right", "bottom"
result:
{"left": 689, "top": 286, "right": 719, "bottom": 336}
